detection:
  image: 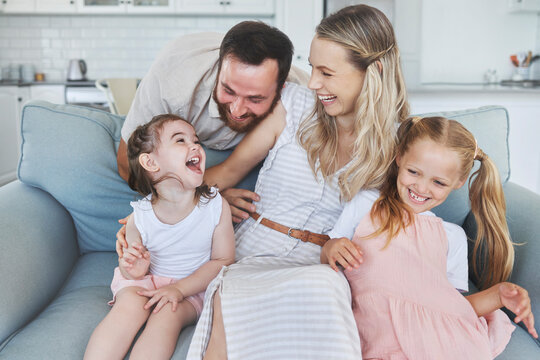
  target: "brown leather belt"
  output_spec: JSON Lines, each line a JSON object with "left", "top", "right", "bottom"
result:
{"left": 248, "top": 212, "right": 330, "bottom": 247}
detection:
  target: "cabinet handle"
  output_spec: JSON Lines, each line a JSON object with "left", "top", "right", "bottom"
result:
{"left": 17, "top": 97, "right": 23, "bottom": 102}
{"left": 225, "top": 1, "right": 231, "bottom": 4}
{"left": 70, "top": 0, "right": 74, "bottom": 4}
{"left": 219, "top": 1, "right": 224, "bottom": 4}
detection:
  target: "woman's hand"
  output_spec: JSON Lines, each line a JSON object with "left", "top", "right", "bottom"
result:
{"left": 221, "top": 188, "right": 260, "bottom": 223}
{"left": 138, "top": 284, "right": 185, "bottom": 313}
{"left": 321, "top": 237, "right": 363, "bottom": 272}
{"left": 499, "top": 282, "right": 538, "bottom": 338}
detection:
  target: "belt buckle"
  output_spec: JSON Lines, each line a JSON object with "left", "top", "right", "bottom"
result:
{"left": 287, "top": 228, "right": 303, "bottom": 240}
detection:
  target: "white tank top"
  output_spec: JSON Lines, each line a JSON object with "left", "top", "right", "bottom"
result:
{"left": 131, "top": 189, "right": 222, "bottom": 279}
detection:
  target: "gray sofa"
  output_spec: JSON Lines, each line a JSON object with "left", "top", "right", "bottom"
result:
{"left": 0, "top": 100, "right": 538, "bottom": 359}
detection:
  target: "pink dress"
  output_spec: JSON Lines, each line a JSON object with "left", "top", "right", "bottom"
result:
{"left": 346, "top": 213, "right": 515, "bottom": 360}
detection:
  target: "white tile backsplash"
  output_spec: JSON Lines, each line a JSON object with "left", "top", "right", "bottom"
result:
{"left": 0, "top": 14, "right": 273, "bottom": 81}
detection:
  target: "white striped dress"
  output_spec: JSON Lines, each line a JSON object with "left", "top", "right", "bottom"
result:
{"left": 187, "top": 83, "right": 362, "bottom": 359}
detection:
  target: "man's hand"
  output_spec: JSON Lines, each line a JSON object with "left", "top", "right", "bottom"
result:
{"left": 221, "top": 188, "right": 260, "bottom": 223}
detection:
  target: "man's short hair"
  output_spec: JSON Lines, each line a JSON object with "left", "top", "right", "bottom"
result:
{"left": 219, "top": 21, "right": 294, "bottom": 91}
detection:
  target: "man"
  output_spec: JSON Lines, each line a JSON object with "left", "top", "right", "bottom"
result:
{"left": 117, "top": 21, "right": 308, "bottom": 181}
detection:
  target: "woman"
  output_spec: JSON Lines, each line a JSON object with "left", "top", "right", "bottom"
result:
{"left": 190, "top": 5, "right": 410, "bottom": 359}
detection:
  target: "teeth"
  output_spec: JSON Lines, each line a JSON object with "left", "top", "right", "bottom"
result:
{"left": 409, "top": 189, "right": 428, "bottom": 202}
{"left": 318, "top": 95, "right": 336, "bottom": 101}
{"left": 189, "top": 157, "right": 199, "bottom": 164}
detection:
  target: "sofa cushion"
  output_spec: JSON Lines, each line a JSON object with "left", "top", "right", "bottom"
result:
{"left": 18, "top": 101, "right": 136, "bottom": 254}
{"left": 416, "top": 106, "right": 510, "bottom": 225}
{"left": 0, "top": 253, "right": 194, "bottom": 360}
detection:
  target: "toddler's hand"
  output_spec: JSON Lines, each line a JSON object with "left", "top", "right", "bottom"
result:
{"left": 138, "top": 284, "right": 185, "bottom": 313}
{"left": 499, "top": 282, "right": 538, "bottom": 338}
{"left": 322, "top": 237, "right": 363, "bottom": 272}
{"left": 119, "top": 243, "right": 149, "bottom": 267}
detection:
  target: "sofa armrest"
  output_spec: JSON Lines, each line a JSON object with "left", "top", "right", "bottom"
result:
{"left": 0, "top": 181, "right": 79, "bottom": 345}
{"left": 465, "top": 182, "right": 540, "bottom": 335}
{"left": 503, "top": 182, "right": 540, "bottom": 322}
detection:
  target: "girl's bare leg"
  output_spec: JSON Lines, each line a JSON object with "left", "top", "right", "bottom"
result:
{"left": 84, "top": 287, "right": 149, "bottom": 360}
{"left": 130, "top": 300, "right": 197, "bottom": 360}
{"left": 203, "top": 293, "right": 227, "bottom": 360}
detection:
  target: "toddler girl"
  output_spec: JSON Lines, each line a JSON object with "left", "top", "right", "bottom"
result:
{"left": 84, "top": 114, "right": 235, "bottom": 360}
{"left": 323, "top": 116, "right": 537, "bottom": 359}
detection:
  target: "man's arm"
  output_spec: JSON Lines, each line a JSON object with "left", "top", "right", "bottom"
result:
{"left": 204, "top": 101, "right": 286, "bottom": 189}
{"left": 117, "top": 138, "right": 129, "bottom": 182}
{"left": 204, "top": 102, "right": 286, "bottom": 222}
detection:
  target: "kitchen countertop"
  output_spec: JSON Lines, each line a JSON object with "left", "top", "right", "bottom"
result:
{"left": 0, "top": 80, "right": 97, "bottom": 86}
{"left": 408, "top": 81, "right": 540, "bottom": 93}
{"left": 3, "top": 79, "right": 540, "bottom": 93}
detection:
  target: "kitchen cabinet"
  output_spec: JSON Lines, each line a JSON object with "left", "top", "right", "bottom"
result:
{"left": 77, "top": 0, "right": 173, "bottom": 14}
{"left": 29, "top": 85, "right": 65, "bottom": 104}
{"left": 507, "top": 0, "right": 540, "bottom": 12}
{"left": 275, "top": 0, "right": 323, "bottom": 73}
{"left": 36, "top": 0, "right": 77, "bottom": 13}
{"left": 1, "top": 0, "right": 35, "bottom": 13}
{"left": 176, "top": 0, "right": 274, "bottom": 15}
{"left": 0, "top": 86, "right": 28, "bottom": 186}
{"left": 1, "top": 0, "right": 76, "bottom": 13}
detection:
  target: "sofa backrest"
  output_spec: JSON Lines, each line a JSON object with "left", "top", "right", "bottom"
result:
{"left": 416, "top": 106, "right": 510, "bottom": 225}
{"left": 18, "top": 101, "right": 509, "bottom": 253}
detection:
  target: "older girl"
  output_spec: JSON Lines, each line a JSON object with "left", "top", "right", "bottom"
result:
{"left": 324, "top": 117, "right": 537, "bottom": 359}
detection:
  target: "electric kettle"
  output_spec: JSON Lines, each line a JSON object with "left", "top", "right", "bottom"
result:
{"left": 67, "top": 59, "right": 87, "bottom": 81}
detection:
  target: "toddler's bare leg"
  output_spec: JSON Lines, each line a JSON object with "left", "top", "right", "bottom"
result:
{"left": 203, "top": 293, "right": 227, "bottom": 360}
{"left": 130, "top": 300, "right": 197, "bottom": 360}
{"left": 84, "top": 287, "right": 149, "bottom": 360}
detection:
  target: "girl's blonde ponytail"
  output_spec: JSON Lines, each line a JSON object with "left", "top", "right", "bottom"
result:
{"left": 468, "top": 150, "right": 514, "bottom": 289}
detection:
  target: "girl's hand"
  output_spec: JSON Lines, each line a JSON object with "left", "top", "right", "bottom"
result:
{"left": 115, "top": 217, "right": 129, "bottom": 258}
{"left": 322, "top": 237, "right": 363, "bottom": 272}
{"left": 499, "top": 282, "right": 538, "bottom": 338}
{"left": 138, "top": 285, "right": 185, "bottom": 313}
{"left": 118, "top": 243, "right": 150, "bottom": 269}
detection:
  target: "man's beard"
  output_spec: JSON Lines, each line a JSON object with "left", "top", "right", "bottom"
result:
{"left": 213, "top": 87, "right": 280, "bottom": 134}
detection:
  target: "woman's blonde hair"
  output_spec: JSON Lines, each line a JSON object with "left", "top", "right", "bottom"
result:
{"left": 298, "top": 4, "right": 409, "bottom": 201}
{"left": 370, "top": 116, "right": 514, "bottom": 289}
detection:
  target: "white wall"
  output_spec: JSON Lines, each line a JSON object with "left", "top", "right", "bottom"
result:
{"left": 421, "top": 0, "right": 538, "bottom": 83}
{"left": 0, "top": 14, "right": 273, "bottom": 81}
